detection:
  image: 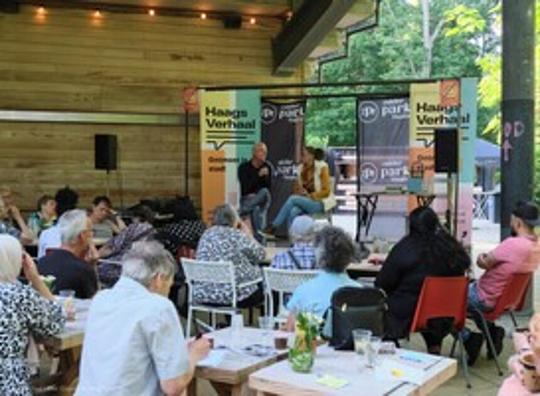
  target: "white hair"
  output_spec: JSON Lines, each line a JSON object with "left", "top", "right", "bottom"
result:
{"left": 212, "top": 204, "right": 239, "bottom": 227}
{"left": 0, "top": 234, "right": 22, "bottom": 283}
{"left": 121, "top": 241, "right": 177, "bottom": 287}
{"left": 58, "top": 209, "right": 88, "bottom": 244}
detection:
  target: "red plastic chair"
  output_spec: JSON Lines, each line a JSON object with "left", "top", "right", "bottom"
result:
{"left": 473, "top": 272, "right": 533, "bottom": 376}
{"left": 410, "top": 276, "right": 471, "bottom": 387}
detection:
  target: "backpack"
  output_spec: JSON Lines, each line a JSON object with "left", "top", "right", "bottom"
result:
{"left": 322, "top": 286, "right": 387, "bottom": 350}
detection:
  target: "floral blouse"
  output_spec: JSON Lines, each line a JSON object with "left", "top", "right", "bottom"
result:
{"left": 0, "top": 282, "right": 65, "bottom": 396}
{"left": 195, "top": 226, "right": 265, "bottom": 305}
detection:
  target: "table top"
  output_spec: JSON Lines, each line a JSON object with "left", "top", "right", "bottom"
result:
{"left": 45, "top": 298, "right": 91, "bottom": 351}
{"left": 195, "top": 327, "right": 290, "bottom": 385}
{"left": 249, "top": 345, "right": 457, "bottom": 396}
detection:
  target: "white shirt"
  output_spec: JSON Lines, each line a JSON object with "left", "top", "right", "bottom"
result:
{"left": 38, "top": 226, "right": 61, "bottom": 258}
{"left": 75, "top": 277, "right": 189, "bottom": 396}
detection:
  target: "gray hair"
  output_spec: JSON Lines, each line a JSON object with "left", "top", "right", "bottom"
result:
{"left": 0, "top": 234, "right": 22, "bottom": 283}
{"left": 212, "top": 204, "right": 239, "bottom": 227}
{"left": 314, "top": 226, "right": 356, "bottom": 273}
{"left": 58, "top": 209, "right": 88, "bottom": 244}
{"left": 121, "top": 241, "right": 177, "bottom": 287}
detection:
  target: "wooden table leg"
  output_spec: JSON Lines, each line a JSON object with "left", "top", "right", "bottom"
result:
{"left": 231, "top": 382, "right": 253, "bottom": 396}
{"left": 57, "top": 346, "right": 81, "bottom": 396}
{"left": 187, "top": 376, "right": 197, "bottom": 396}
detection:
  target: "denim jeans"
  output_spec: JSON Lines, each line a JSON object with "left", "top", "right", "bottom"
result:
{"left": 461, "top": 281, "right": 494, "bottom": 340}
{"left": 240, "top": 188, "right": 271, "bottom": 239}
{"left": 272, "top": 195, "right": 324, "bottom": 229}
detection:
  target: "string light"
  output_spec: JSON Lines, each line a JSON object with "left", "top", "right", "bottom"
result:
{"left": 200, "top": 12, "right": 207, "bottom": 20}
{"left": 148, "top": 9, "right": 155, "bottom": 16}
{"left": 93, "top": 9, "right": 102, "bottom": 18}
{"left": 249, "top": 17, "right": 256, "bottom": 25}
{"left": 37, "top": 5, "right": 46, "bottom": 15}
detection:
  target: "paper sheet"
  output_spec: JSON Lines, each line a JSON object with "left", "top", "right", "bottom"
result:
{"left": 197, "top": 349, "right": 228, "bottom": 368}
{"left": 316, "top": 374, "right": 349, "bottom": 389}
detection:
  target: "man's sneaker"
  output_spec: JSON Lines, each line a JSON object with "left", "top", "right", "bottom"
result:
{"left": 464, "top": 332, "right": 484, "bottom": 366}
{"left": 487, "top": 326, "right": 505, "bottom": 359}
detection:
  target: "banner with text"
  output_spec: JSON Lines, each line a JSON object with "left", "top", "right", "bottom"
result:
{"left": 200, "top": 90, "right": 261, "bottom": 223}
{"left": 261, "top": 101, "right": 305, "bottom": 224}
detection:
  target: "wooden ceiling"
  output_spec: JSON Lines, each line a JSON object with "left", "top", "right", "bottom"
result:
{"left": 70, "top": 0, "right": 292, "bottom": 16}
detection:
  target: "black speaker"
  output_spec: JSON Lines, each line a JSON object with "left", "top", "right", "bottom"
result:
{"left": 434, "top": 128, "right": 458, "bottom": 173}
{"left": 0, "top": 0, "right": 19, "bottom": 13}
{"left": 95, "top": 134, "right": 117, "bottom": 171}
{"left": 223, "top": 15, "right": 242, "bottom": 29}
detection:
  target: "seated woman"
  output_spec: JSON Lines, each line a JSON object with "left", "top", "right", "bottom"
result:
{"left": 27, "top": 194, "right": 57, "bottom": 238}
{"left": 271, "top": 215, "right": 317, "bottom": 270}
{"left": 0, "top": 235, "right": 65, "bottom": 395}
{"left": 266, "top": 147, "right": 336, "bottom": 234}
{"left": 195, "top": 204, "right": 265, "bottom": 308}
{"left": 375, "top": 206, "right": 470, "bottom": 355}
{"left": 286, "top": 226, "right": 359, "bottom": 327}
{"left": 0, "top": 191, "right": 34, "bottom": 244}
{"left": 97, "top": 205, "right": 157, "bottom": 287}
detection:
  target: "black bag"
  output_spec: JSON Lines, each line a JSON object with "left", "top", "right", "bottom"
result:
{"left": 323, "top": 286, "right": 387, "bottom": 351}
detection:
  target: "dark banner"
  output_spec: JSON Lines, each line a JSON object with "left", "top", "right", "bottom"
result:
{"left": 261, "top": 101, "right": 305, "bottom": 225}
{"left": 357, "top": 98, "right": 410, "bottom": 189}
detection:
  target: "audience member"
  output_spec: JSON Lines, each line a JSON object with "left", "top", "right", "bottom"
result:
{"left": 266, "top": 147, "right": 336, "bottom": 233}
{"left": 0, "top": 188, "right": 34, "bottom": 243}
{"left": 195, "top": 204, "right": 265, "bottom": 308}
{"left": 38, "top": 186, "right": 79, "bottom": 258}
{"left": 463, "top": 201, "right": 540, "bottom": 364}
{"left": 38, "top": 209, "right": 98, "bottom": 298}
{"left": 158, "top": 199, "right": 206, "bottom": 256}
{"left": 375, "top": 207, "right": 470, "bottom": 355}
{"left": 238, "top": 142, "right": 272, "bottom": 243}
{"left": 271, "top": 215, "right": 317, "bottom": 270}
{"left": 98, "top": 205, "right": 157, "bottom": 287}
{"left": 89, "top": 196, "right": 126, "bottom": 240}
{"left": 0, "top": 235, "right": 65, "bottom": 395}
{"left": 286, "top": 226, "right": 359, "bottom": 325}
{"left": 28, "top": 194, "right": 57, "bottom": 238}
{"left": 76, "top": 241, "right": 210, "bottom": 396}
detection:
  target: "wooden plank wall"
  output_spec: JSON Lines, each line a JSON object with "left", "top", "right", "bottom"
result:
{"left": 0, "top": 5, "right": 302, "bottom": 211}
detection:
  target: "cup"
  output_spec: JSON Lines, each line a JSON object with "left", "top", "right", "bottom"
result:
{"left": 520, "top": 352, "right": 540, "bottom": 392}
{"left": 274, "top": 334, "right": 289, "bottom": 350}
{"left": 230, "top": 314, "right": 244, "bottom": 348}
{"left": 366, "top": 336, "right": 382, "bottom": 368}
{"left": 258, "top": 316, "right": 275, "bottom": 347}
{"left": 58, "top": 290, "right": 76, "bottom": 321}
{"left": 352, "top": 329, "right": 372, "bottom": 356}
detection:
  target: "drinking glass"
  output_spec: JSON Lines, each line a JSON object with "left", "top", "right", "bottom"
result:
{"left": 58, "top": 290, "right": 76, "bottom": 320}
{"left": 230, "top": 314, "right": 244, "bottom": 348}
{"left": 352, "top": 329, "right": 372, "bottom": 356}
{"left": 366, "top": 336, "right": 382, "bottom": 368}
{"left": 258, "top": 316, "right": 275, "bottom": 347}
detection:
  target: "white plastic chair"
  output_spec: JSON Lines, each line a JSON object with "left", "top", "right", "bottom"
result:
{"left": 263, "top": 267, "right": 319, "bottom": 323}
{"left": 181, "top": 258, "right": 262, "bottom": 336}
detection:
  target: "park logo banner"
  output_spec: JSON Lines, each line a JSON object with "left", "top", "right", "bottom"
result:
{"left": 199, "top": 89, "right": 261, "bottom": 224}
{"left": 261, "top": 101, "right": 305, "bottom": 226}
{"left": 409, "top": 78, "right": 476, "bottom": 246}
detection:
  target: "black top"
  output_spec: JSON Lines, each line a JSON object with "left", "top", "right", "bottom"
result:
{"left": 38, "top": 249, "right": 98, "bottom": 299}
{"left": 238, "top": 160, "right": 272, "bottom": 197}
{"left": 375, "top": 234, "right": 470, "bottom": 339}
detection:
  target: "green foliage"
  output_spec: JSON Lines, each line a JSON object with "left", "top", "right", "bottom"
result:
{"left": 444, "top": 5, "right": 486, "bottom": 37}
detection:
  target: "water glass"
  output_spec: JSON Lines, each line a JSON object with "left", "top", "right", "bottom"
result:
{"left": 352, "top": 329, "right": 372, "bottom": 356}
{"left": 366, "top": 336, "right": 382, "bottom": 368}
{"left": 58, "top": 290, "right": 76, "bottom": 320}
{"left": 230, "top": 314, "right": 244, "bottom": 348}
{"left": 258, "top": 316, "right": 275, "bottom": 347}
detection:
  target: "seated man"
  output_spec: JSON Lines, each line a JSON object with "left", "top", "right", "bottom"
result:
{"left": 76, "top": 241, "right": 210, "bottom": 396}
{"left": 89, "top": 196, "right": 126, "bottom": 240}
{"left": 38, "top": 209, "right": 98, "bottom": 299}
{"left": 464, "top": 201, "right": 540, "bottom": 364}
{"left": 238, "top": 142, "right": 272, "bottom": 243}
{"left": 286, "top": 226, "right": 360, "bottom": 326}
{"left": 271, "top": 215, "right": 317, "bottom": 270}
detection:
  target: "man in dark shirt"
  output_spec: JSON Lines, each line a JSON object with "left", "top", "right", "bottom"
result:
{"left": 238, "top": 143, "right": 272, "bottom": 243}
{"left": 38, "top": 209, "right": 98, "bottom": 299}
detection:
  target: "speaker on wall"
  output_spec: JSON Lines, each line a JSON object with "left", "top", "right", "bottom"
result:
{"left": 434, "top": 128, "right": 458, "bottom": 173}
{"left": 95, "top": 134, "right": 117, "bottom": 171}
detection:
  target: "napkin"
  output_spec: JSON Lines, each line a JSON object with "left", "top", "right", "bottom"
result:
{"left": 316, "top": 374, "right": 349, "bottom": 389}
{"left": 197, "top": 349, "right": 227, "bottom": 368}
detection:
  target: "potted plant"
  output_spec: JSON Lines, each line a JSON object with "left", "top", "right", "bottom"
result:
{"left": 288, "top": 312, "right": 321, "bottom": 373}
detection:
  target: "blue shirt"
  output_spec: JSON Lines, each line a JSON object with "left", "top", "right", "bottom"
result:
{"left": 76, "top": 277, "right": 189, "bottom": 396}
{"left": 270, "top": 242, "right": 317, "bottom": 270}
{"left": 286, "top": 271, "right": 361, "bottom": 318}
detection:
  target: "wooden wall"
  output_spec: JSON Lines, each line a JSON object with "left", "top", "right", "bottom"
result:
{"left": 0, "top": 5, "right": 302, "bottom": 211}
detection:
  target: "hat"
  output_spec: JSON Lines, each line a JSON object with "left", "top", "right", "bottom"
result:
{"left": 289, "top": 215, "right": 315, "bottom": 241}
{"left": 512, "top": 201, "right": 540, "bottom": 227}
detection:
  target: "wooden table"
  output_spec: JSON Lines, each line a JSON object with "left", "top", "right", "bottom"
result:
{"left": 43, "top": 298, "right": 91, "bottom": 395}
{"left": 249, "top": 345, "right": 457, "bottom": 396}
{"left": 191, "top": 327, "right": 291, "bottom": 396}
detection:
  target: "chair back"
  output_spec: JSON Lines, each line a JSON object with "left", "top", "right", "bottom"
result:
{"left": 410, "top": 276, "right": 469, "bottom": 333}
{"left": 181, "top": 258, "right": 235, "bottom": 286}
{"left": 483, "top": 272, "right": 532, "bottom": 322}
{"left": 263, "top": 267, "right": 319, "bottom": 318}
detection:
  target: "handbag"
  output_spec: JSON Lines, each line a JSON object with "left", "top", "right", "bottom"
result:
{"left": 322, "top": 286, "right": 387, "bottom": 350}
